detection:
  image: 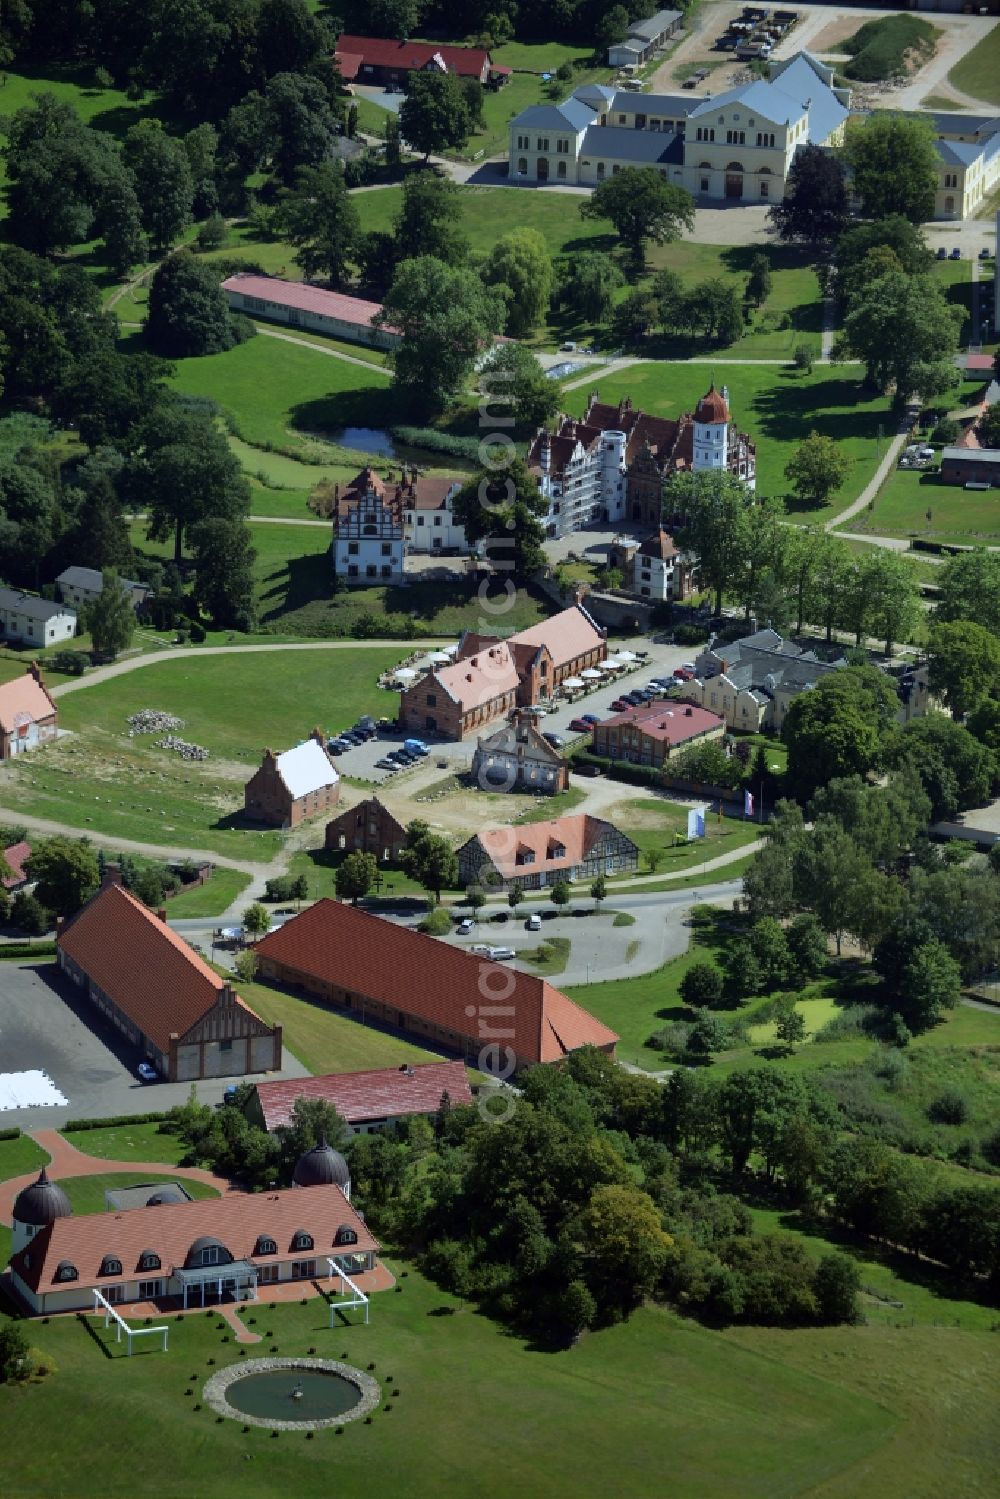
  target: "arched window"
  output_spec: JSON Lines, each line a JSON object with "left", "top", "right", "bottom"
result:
{"left": 291, "top": 1230, "right": 314, "bottom": 1252}
{"left": 945, "top": 195, "right": 955, "bottom": 214}
{"left": 335, "top": 1225, "right": 358, "bottom": 1246}
{"left": 100, "top": 1255, "right": 123, "bottom": 1277}
{"left": 55, "top": 1261, "right": 78, "bottom": 1283}
{"left": 254, "top": 1235, "right": 277, "bottom": 1257}
{"left": 137, "top": 1250, "right": 161, "bottom": 1272}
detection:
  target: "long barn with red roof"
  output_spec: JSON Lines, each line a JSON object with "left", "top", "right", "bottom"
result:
{"left": 253, "top": 900, "right": 617, "bottom": 1072}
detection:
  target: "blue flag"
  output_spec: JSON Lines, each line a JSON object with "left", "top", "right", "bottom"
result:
{"left": 687, "top": 807, "right": 705, "bottom": 840}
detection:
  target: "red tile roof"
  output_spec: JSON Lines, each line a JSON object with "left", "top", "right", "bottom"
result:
{"left": 254, "top": 900, "right": 617, "bottom": 1065}
{"left": 0, "top": 667, "right": 57, "bottom": 734}
{"left": 253, "top": 1060, "right": 473, "bottom": 1132}
{"left": 336, "top": 35, "right": 491, "bottom": 77}
{"left": 637, "top": 530, "right": 680, "bottom": 561}
{"left": 220, "top": 274, "right": 399, "bottom": 334}
{"left": 1, "top": 839, "right": 31, "bottom": 890}
{"left": 336, "top": 50, "right": 364, "bottom": 81}
{"left": 431, "top": 642, "right": 521, "bottom": 712}
{"left": 57, "top": 884, "right": 266, "bottom": 1053}
{"left": 506, "top": 604, "right": 606, "bottom": 672}
{"left": 469, "top": 813, "right": 635, "bottom": 880}
{"left": 12, "top": 1182, "right": 377, "bottom": 1296}
{"left": 695, "top": 383, "right": 730, "bottom": 423}
{"left": 598, "top": 700, "right": 723, "bottom": 744}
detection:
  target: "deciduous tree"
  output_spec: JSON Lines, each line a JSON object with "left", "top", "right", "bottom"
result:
{"left": 784, "top": 430, "right": 850, "bottom": 511}
{"left": 84, "top": 569, "right": 135, "bottom": 660}
{"left": 927, "top": 618, "right": 1000, "bottom": 720}
{"left": 145, "top": 250, "right": 241, "bottom": 357}
{"left": 377, "top": 256, "right": 506, "bottom": 416}
{"left": 580, "top": 167, "right": 694, "bottom": 267}
{"left": 336, "top": 850, "right": 378, "bottom": 903}
{"left": 768, "top": 143, "right": 849, "bottom": 246}
{"left": 482, "top": 228, "right": 553, "bottom": 336}
{"left": 399, "top": 71, "right": 472, "bottom": 159}
{"left": 277, "top": 161, "right": 360, "bottom": 285}
{"left": 843, "top": 113, "right": 939, "bottom": 225}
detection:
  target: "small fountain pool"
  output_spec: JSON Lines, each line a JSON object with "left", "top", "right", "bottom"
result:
{"left": 204, "top": 1357, "right": 380, "bottom": 1429}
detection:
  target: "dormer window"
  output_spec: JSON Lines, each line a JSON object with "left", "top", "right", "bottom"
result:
{"left": 334, "top": 1225, "right": 358, "bottom": 1246}
{"left": 100, "top": 1255, "right": 123, "bottom": 1277}
{"left": 137, "top": 1250, "right": 161, "bottom": 1272}
{"left": 255, "top": 1235, "right": 277, "bottom": 1257}
{"left": 291, "top": 1230, "right": 314, "bottom": 1252}
{"left": 55, "top": 1260, "right": 78, "bottom": 1282}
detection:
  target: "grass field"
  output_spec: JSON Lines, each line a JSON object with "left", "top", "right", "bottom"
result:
{"left": 563, "top": 362, "right": 892, "bottom": 516}
{"left": 165, "top": 867, "right": 253, "bottom": 917}
{"left": 55, "top": 1171, "right": 219, "bottom": 1216}
{"left": 1, "top": 647, "right": 403, "bottom": 855}
{"left": 947, "top": 19, "right": 1000, "bottom": 105}
{"left": 233, "top": 976, "right": 442, "bottom": 1074}
{"left": 60, "top": 1121, "right": 187, "bottom": 1164}
{"left": 609, "top": 798, "right": 762, "bottom": 879}
{"left": 856, "top": 466, "right": 1000, "bottom": 546}
{"left": 2, "top": 1252, "right": 996, "bottom": 1499}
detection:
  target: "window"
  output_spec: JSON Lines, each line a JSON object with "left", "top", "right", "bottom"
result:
{"left": 220, "top": 1038, "right": 232, "bottom": 1053}
{"left": 618, "top": 114, "right": 626, "bottom": 124}
{"left": 726, "top": 129, "right": 745, "bottom": 145}
{"left": 259, "top": 1264, "right": 280, "bottom": 1284}
{"left": 945, "top": 195, "right": 955, "bottom": 213}
{"left": 335, "top": 1225, "right": 359, "bottom": 1246}
{"left": 701, "top": 177, "right": 709, "bottom": 192}
{"left": 612, "top": 164, "right": 620, "bottom": 175}
{"left": 365, "top": 564, "right": 376, "bottom": 577}
{"left": 536, "top": 137, "right": 549, "bottom": 150}
{"left": 138, "top": 1251, "right": 161, "bottom": 1272}
{"left": 55, "top": 1261, "right": 78, "bottom": 1283}
{"left": 347, "top": 542, "right": 359, "bottom": 555}
{"left": 291, "top": 1259, "right": 316, "bottom": 1280}
{"left": 100, "top": 1255, "right": 123, "bottom": 1278}
{"left": 557, "top": 160, "right": 567, "bottom": 179}
{"left": 381, "top": 543, "right": 393, "bottom": 556}
{"left": 517, "top": 157, "right": 527, "bottom": 174}
{"left": 426, "top": 693, "right": 436, "bottom": 707}
{"left": 139, "top": 1279, "right": 163, "bottom": 1299}
{"left": 291, "top": 1230, "right": 314, "bottom": 1252}
{"left": 759, "top": 180, "right": 769, "bottom": 198}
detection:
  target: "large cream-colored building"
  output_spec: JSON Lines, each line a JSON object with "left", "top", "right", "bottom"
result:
{"left": 508, "top": 52, "right": 850, "bottom": 203}
{"left": 929, "top": 111, "right": 1000, "bottom": 220}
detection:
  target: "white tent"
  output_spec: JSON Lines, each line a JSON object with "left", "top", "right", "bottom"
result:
{"left": 428, "top": 651, "right": 451, "bottom": 664}
{"left": 617, "top": 650, "right": 639, "bottom": 662}
{"left": 394, "top": 667, "right": 418, "bottom": 681}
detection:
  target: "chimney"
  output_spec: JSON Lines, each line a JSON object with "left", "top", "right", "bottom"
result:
{"left": 685, "top": 706, "right": 693, "bottom": 716}
{"left": 55, "top": 916, "right": 64, "bottom": 935}
{"left": 102, "top": 863, "right": 123, "bottom": 889}
{"left": 156, "top": 907, "right": 168, "bottom": 923}
{"left": 263, "top": 748, "right": 277, "bottom": 768}
{"left": 28, "top": 661, "right": 44, "bottom": 687}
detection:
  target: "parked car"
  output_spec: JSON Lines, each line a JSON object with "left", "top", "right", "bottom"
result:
{"left": 374, "top": 757, "right": 396, "bottom": 770}
{"left": 560, "top": 341, "right": 577, "bottom": 352}
{"left": 543, "top": 731, "right": 565, "bottom": 747}
{"left": 936, "top": 246, "right": 947, "bottom": 259}
{"left": 457, "top": 918, "right": 475, "bottom": 935}
{"left": 951, "top": 247, "right": 962, "bottom": 260}
{"left": 137, "top": 1061, "right": 159, "bottom": 1084}
{"left": 489, "top": 946, "right": 516, "bottom": 961}
{"left": 404, "top": 738, "right": 429, "bottom": 755}
{"left": 526, "top": 913, "right": 542, "bottom": 931}
{"left": 569, "top": 717, "right": 592, "bottom": 732}
{"left": 625, "top": 690, "right": 646, "bottom": 704}
{"left": 980, "top": 246, "right": 992, "bottom": 260}
{"left": 581, "top": 712, "right": 601, "bottom": 725}
{"left": 327, "top": 740, "right": 349, "bottom": 754}
{"left": 673, "top": 668, "right": 694, "bottom": 681}
{"left": 610, "top": 697, "right": 630, "bottom": 711}
{"left": 470, "top": 942, "right": 494, "bottom": 955}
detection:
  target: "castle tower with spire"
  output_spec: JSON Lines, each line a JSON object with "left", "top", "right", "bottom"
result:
{"left": 692, "top": 382, "right": 731, "bottom": 474}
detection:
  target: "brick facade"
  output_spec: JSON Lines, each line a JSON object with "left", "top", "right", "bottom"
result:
{"left": 244, "top": 731, "right": 341, "bottom": 828}
{"left": 324, "top": 797, "right": 407, "bottom": 861}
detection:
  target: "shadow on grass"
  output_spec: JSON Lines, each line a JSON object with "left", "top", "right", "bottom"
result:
{"left": 259, "top": 552, "right": 332, "bottom": 625}
{"left": 750, "top": 372, "right": 883, "bottom": 451}
{"left": 289, "top": 387, "right": 397, "bottom": 443}
{"left": 76, "top": 1313, "right": 115, "bottom": 1359}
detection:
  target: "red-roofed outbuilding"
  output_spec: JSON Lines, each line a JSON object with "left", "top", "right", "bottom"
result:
{"left": 249, "top": 1060, "right": 473, "bottom": 1134}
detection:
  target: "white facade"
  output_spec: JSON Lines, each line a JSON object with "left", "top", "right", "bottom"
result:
{"left": 632, "top": 550, "right": 677, "bottom": 601}
{"left": 334, "top": 486, "right": 405, "bottom": 585}
{"left": 536, "top": 431, "right": 627, "bottom": 537}
{"left": 404, "top": 485, "right": 469, "bottom": 553}
{"left": 0, "top": 588, "right": 77, "bottom": 648}
{"left": 693, "top": 412, "right": 728, "bottom": 472}
{"left": 57, "top": 567, "right": 149, "bottom": 612}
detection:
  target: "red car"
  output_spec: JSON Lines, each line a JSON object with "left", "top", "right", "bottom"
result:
{"left": 672, "top": 668, "right": 694, "bottom": 681}
{"left": 610, "top": 697, "right": 630, "bottom": 711}
{"left": 569, "top": 717, "right": 593, "bottom": 732}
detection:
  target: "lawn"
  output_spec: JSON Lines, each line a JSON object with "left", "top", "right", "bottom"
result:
{"left": 608, "top": 797, "right": 762, "bottom": 879}
{"left": 234, "top": 976, "right": 442, "bottom": 1074}
{"left": 522, "top": 936, "right": 571, "bottom": 976}
{"left": 55, "top": 1171, "right": 219, "bottom": 1216}
{"left": 2, "top": 1254, "right": 995, "bottom": 1499}
{"left": 0, "top": 66, "right": 162, "bottom": 192}
{"left": 947, "top": 19, "right": 1000, "bottom": 105}
{"left": 60, "top": 1120, "right": 188, "bottom": 1164}
{"left": 0, "top": 1133, "right": 49, "bottom": 1183}
{"left": 166, "top": 867, "right": 253, "bottom": 917}
{"left": 563, "top": 363, "right": 893, "bottom": 517}
{"left": 855, "top": 466, "right": 1000, "bottom": 545}
{"left": 3, "top": 647, "right": 403, "bottom": 855}
{"left": 167, "top": 332, "right": 392, "bottom": 457}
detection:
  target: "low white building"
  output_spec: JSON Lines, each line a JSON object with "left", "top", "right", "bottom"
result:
{"left": 56, "top": 566, "right": 151, "bottom": 612}
{"left": 0, "top": 588, "right": 77, "bottom": 648}
{"left": 402, "top": 476, "right": 469, "bottom": 554}
{"left": 221, "top": 273, "right": 401, "bottom": 350}
{"left": 608, "top": 8, "right": 682, "bottom": 67}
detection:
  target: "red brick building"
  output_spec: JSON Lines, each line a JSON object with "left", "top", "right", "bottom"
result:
{"left": 57, "top": 877, "right": 282, "bottom": 1082}
{"left": 248, "top": 1059, "right": 473, "bottom": 1135}
{"left": 254, "top": 900, "right": 617, "bottom": 1071}
{"left": 399, "top": 604, "right": 607, "bottom": 740}
{"left": 335, "top": 35, "right": 497, "bottom": 87}
{"left": 324, "top": 797, "right": 407, "bottom": 862}
{"left": 244, "top": 731, "right": 341, "bottom": 827}
{"left": 0, "top": 664, "right": 58, "bottom": 760}
{"left": 591, "top": 700, "right": 724, "bottom": 768}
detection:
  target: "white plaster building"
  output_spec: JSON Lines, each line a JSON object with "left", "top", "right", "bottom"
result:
{"left": 333, "top": 468, "right": 405, "bottom": 585}
{"left": 0, "top": 588, "right": 77, "bottom": 648}
{"left": 56, "top": 566, "right": 151, "bottom": 612}
{"left": 402, "top": 476, "right": 469, "bottom": 554}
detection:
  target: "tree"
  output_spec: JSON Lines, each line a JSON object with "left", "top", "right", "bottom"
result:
{"left": 683, "top": 278, "right": 744, "bottom": 344}
{"left": 70, "top": 470, "right": 134, "bottom": 574}
{"left": 0, "top": 1323, "right": 31, "bottom": 1383}
{"left": 549, "top": 880, "right": 571, "bottom": 910}
{"left": 579, "top": 1183, "right": 672, "bottom": 1312}
{"left": 263, "top": 71, "right": 342, "bottom": 185}
{"left": 368, "top": 0, "right": 420, "bottom": 37}
{"left": 126, "top": 399, "right": 250, "bottom": 565}
{"left": 834, "top": 269, "right": 962, "bottom": 402}
{"left": 580, "top": 167, "right": 695, "bottom": 267}
{"left": 184, "top": 121, "right": 220, "bottom": 217}
{"left": 84, "top": 570, "right": 135, "bottom": 660}
{"left": 145, "top": 251, "right": 239, "bottom": 357}
{"left": 400, "top": 822, "right": 458, "bottom": 905}
{"left": 889, "top": 713, "right": 995, "bottom": 819}
{"left": 783, "top": 665, "right": 899, "bottom": 802}
{"left": 233, "top": 949, "right": 259, "bottom": 983}
{"left": 774, "top": 998, "right": 806, "bottom": 1052}
{"left": 399, "top": 72, "right": 471, "bottom": 159}
{"left": 786, "top": 914, "right": 827, "bottom": 984}
{"left": 376, "top": 256, "right": 506, "bottom": 417}
{"left": 336, "top": 850, "right": 378, "bottom": 904}
{"left": 927, "top": 619, "right": 1000, "bottom": 720}
{"left": 452, "top": 456, "right": 548, "bottom": 579}
{"left": 482, "top": 228, "right": 553, "bottom": 336}
{"left": 745, "top": 252, "right": 772, "bottom": 308}
{"left": 843, "top": 113, "right": 939, "bottom": 225}
{"left": 866, "top": 550, "right": 922, "bottom": 656}
{"left": 590, "top": 875, "right": 607, "bottom": 909}
{"left": 11, "top": 892, "right": 49, "bottom": 936}
{"left": 979, "top": 403, "right": 1000, "bottom": 448}
{"left": 466, "top": 885, "right": 487, "bottom": 916}
{"left": 243, "top": 902, "right": 271, "bottom": 938}
{"left": 679, "top": 961, "right": 724, "bottom": 1009}
{"left": 686, "top": 1009, "right": 727, "bottom": 1059}
{"left": 673, "top": 471, "right": 754, "bottom": 616}
{"left": 804, "top": 531, "right": 851, "bottom": 643}
{"left": 97, "top": 171, "right": 147, "bottom": 276}
{"left": 768, "top": 143, "right": 849, "bottom": 247}
{"left": 123, "top": 120, "right": 194, "bottom": 253}
{"left": 784, "top": 430, "right": 850, "bottom": 511}
{"left": 813, "top": 1253, "right": 860, "bottom": 1324}
{"left": 596, "top": 4, "right": 630, "bottom": 48}
{"left": 189, "top": 517, "right": 257, "bottom": 631}
{"left": 937, "top": 549, "right": 1000, "bottom": 635}
{"left": 898, "top": 937, "right": 962, "bottom": 1032}
{"left": 478, "top": 343, "right": 557, "bottom": 433}
{"left": 748, "top": 917, "right": 792, "bottom": 991}
{"left": 4, "top": 94, "right": 124, "bottom": 254}
{"left": 730, "top": 495, "right": 787, "bottom": 625}
{"left": 392, "top": 170, "right": 467, "bottom": 267}
{"left": 557, "top": 251, "right": 624, "bottom": 324}
{"left": 24, "top": 836, "right": 99, "bottom": 916}
{"left": 277, "top": 161, "right": 360, "bottom": 286}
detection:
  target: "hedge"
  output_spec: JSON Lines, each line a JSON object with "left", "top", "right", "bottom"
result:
{"left": 389, "top": 426, "right": 481, "bottom": 463}
{"left": 0, "top": 1127, "right": 22, "bottom": 1142}
{"left": 0, "top": 942, "right": 57, "bottom": 960}
{"left": 62, "top": 1112, "right": 172, "bottom": 1132}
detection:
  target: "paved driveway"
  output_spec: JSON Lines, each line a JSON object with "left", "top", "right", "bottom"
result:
{"left": 0, "top": 960, "right": 308, "bottom": 1131}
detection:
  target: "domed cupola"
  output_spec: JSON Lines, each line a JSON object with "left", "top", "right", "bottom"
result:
{"left": 692, "top": 383, "right": 731, "bottom": 474}
{"left": 12, "top": 1167, "right": 72, "bottom": 1254}
{"left": 292, "top": 1138, "right": 351, "bottom": 1199}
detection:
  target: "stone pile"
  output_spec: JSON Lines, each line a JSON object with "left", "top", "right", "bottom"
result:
{"left": 127, "top": 709, "right": 185, "bottom": 737}
{"left": 155, "top": 734, "right": 210, "bottom": 761}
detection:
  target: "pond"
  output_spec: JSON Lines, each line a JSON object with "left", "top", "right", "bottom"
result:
{"left": 333, "top": 425, "right": 399, "bottom": 457}
{"left": 225, "top": 1368, "right": 362, "bottom": 1421}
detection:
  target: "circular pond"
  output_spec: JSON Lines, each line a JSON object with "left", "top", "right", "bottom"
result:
{"left": 204, "top": 1358, "right": 380, "bottom": 1430}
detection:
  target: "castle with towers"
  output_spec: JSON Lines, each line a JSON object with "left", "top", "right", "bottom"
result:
{"left": 527, "top": 384, "right": 756, "bottom": 539}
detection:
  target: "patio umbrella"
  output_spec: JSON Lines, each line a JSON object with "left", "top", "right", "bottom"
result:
{"left": 428, "top": 651, "right": 451, "bottom": 664}
{"left": 394, "top": 667, "right": 418, "bottom": 681}
{"left": 562, "top": 676, "right": 586, "bottom": 689}
{"left": 601, "top": 658, "right": 622, "bottom": 671}
{"left": 581, "top": 668, "right": 602, "bottom": 680}
{"left": 617, "top": 650, "right": 639, "bottom": 662}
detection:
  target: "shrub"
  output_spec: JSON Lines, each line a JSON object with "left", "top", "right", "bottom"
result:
{"left": 673, "top": 620, "right": 710, "bottom": 646}
{"left": 48, "top": 650, "right": 89, "bottom": 676}
{"left": 869, "top": 1046, "right": 908, "bottom": 1088}
{"left": 792, "top": 344, "right": 813, "bottom": 374}
{"left": 189, "top": 620, "right": 207, "bottom": 643}
{"left": 679, "top": 961, "right": 724, "bottom": 1008}
{"left": 931, "top": 419, "right": 959, "bottom": 445}
{"left": 390, "top": 426, "right": 480, "bottom": 463}
{"left": 419, "top": 908, "right": 452, "bottom": 935}
{"left": 927, "top": 1088, "right": 969, "bottom": 1125}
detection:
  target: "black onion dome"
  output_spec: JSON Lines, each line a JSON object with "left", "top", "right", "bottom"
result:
{"left": 12, "top": 1167, "right": 72, "bottom": 1226}
{"left": 292, "top": 1138, "right": 350, "bottom": 1189}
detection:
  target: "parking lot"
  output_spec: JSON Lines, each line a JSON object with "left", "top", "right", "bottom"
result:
{"left": 0, "top": 961, "right": 309, "bottom": 1130}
